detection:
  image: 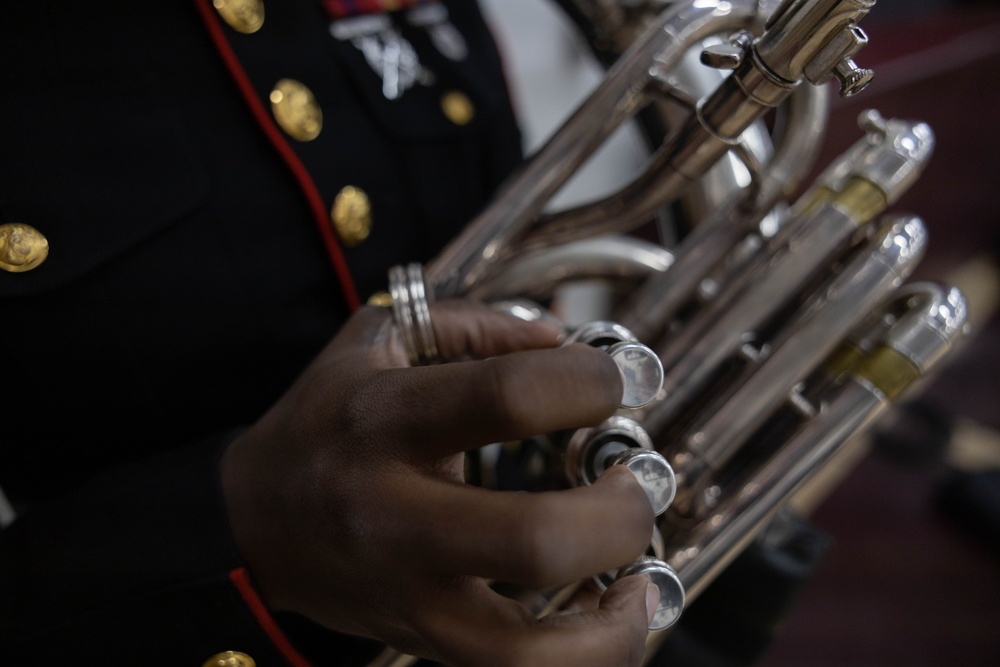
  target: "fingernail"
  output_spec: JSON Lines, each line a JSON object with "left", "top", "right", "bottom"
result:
{"left": 645, "top": 582, "right": 660, "bottom": 625}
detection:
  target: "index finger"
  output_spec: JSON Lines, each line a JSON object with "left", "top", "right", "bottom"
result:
{"left": 374, "top": 344, "right": 624, "bottom": 458}
{"left": 430, "top": 299, "right": 564, "bottom": 361}
{"left": 321, "top": 299, "right": 562, "bottom": 370}
{"left": 392, "top": 465, "right": 654, "bottom": 590}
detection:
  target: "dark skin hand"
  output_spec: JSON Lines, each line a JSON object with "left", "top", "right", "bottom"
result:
{"left": 222, "top": 300, "right": 659, "bottom": 666}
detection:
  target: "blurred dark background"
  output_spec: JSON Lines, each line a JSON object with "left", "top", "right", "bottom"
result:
{"left": 756, "top": 0, "right": 1000, "bottom": 665}
{"left": 634, "top": 1, "right": 1000, "bottom": 664}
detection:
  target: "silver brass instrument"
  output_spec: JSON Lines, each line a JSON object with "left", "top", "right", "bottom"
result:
{"left": 376, "top": 0, "right": 969, "bottom": 664}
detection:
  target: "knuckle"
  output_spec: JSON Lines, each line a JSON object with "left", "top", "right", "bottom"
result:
{"left": 344, "top": 370, "right": 405, "bottom": 436}
{"left": 478, "top": 357, "right": 529, "bottom": 431}
{"left": 339, "top": 381, "right": 370, "bottom": 433}
{"left": 465, "top": 308, "right": 493, "bottom": 356}
{"left": 508, "top": 501, "right": 563, "bottom": 587}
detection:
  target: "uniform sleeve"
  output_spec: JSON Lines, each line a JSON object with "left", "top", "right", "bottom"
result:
{"left": 0, "top": 433, "right": 328, "bottom": 665}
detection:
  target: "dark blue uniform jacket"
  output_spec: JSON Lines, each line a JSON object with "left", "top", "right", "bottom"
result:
{"left": 0, "top": 1, "right": 522, "bottom": 663}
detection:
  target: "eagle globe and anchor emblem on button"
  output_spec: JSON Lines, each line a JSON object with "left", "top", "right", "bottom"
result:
{"left": 212, "top": 0, "right": 265, "bottom": 34}
{"left": 0, "top": 223, "right": 49, "bottom": 273}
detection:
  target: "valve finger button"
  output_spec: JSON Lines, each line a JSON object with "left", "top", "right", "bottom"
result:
{"left": 617, "top": 557, "right": 685, "bottom": 631}
{"left": 563, "top": 320, "right": 637, "bottom": 347}
{"left": 607, "top": 341, "right": 664, "bottom": 409}
{"left": 610, "top": 448, "right": 676, "bottom": 516}
{"left": 562, "top": 321, "right": 664, "bottom": 409}
{"left": 571, "top": 416, "right": 655, "bottom": 488}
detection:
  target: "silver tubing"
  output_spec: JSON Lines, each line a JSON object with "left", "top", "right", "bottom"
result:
{"left": 639, "top": 113, "right": 935, "bottom": 434}
{"left": 470, "top": 236, "right": 674, "bottom": 304}
{"left": 662, "top": 279, "right": 968, "bottom": 604}
{"left": 425, "top": 0, "right": 761, "bottom": 298}
{"left": 669, "top": 214, "right": 928, "bottom": 516}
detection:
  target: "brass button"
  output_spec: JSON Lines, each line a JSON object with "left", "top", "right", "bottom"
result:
{"left": 0, "top": 223, "right": 48, "bottom": 273}
{"left": 270, "top": 79, "right": 322, "bottom": 142}
{"left": 331, "top": 186, "right": 372, "bottom": 246}
{"left": 203, "top": 651, "right": 256, "bottom": 667}
{"left": 213, "top": 0, "right": 265, "bottom": 34}
{"left": 367, "top": 290, "right": 393, "bottom": 307}
{"left": 441, "top": 90, "right": 475, "bottom": 126}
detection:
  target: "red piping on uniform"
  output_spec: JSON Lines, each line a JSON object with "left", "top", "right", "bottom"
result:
{"left": 229, "top": 568, "right": 314, "bottom": 667}
{"left": 192, "top": 0, "right": 362, "bottom": 312}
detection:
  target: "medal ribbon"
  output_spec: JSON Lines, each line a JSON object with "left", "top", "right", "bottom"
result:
{"left": 321, "top": 0, "right": 437, "bottom": 20}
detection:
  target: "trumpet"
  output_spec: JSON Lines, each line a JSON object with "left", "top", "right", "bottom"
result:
{"left": 375, "top": 0, "right": 969, "bottom": 663}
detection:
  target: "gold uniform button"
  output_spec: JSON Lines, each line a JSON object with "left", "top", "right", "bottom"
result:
{"left": 441, "top": 90, "right": 475, "bottom": 126}
{"left": 367, "top": 290, "right": 393, "bottom": 307}
{"left": 203, "top": 651, "right": 256, "bottom": 667}
{"left": 332, "top": 185, "right": 372, "bottom": 246}
{"left": 0, "top": 223, "right": 49, "bottom": 273}
{"left": 270, "top": 79, "right": 322, "bottom": 142}
{"left": 213, "top": 0, "right": 265, "bottom": 34}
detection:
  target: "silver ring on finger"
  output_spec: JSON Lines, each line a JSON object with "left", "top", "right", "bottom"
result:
{"left": 388, "top": 263, "right": 441, "bottom": 365}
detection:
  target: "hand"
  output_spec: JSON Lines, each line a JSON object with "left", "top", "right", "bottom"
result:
{"left": 221, "top": 300, "right": 658, "bottom": 666}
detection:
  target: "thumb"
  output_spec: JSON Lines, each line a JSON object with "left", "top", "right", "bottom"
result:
{"left": 601, "top": 574, "right": 659, "bottom": 629}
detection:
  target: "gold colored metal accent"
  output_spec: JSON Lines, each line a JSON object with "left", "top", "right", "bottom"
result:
{"left": 270, "top": 79, "right": 322, "bottom": 142}
{"left": 332, "top": 186, "right": 373, "bottom": 246}
{"left": 851, "top": 344, "right": 921, "bottom": 400}
{"left": 823, "top": 341, "right": 864, "bottom": 379}
{"left": 441, "top": 91, "right": 475, "bottom": 126}
{"left": 202, "top": 651, "right": 256, "bottom": 667}
{"left": 831, "top": 176, "right": 890, "bottom": 225}
{"left": 796, "top": 176, "right": 888, "bottom": 223}
{"left": 0, "top": 223, "right": 49, "bottom": 273}
{"left": 367, "top": 290, "right": 393, "bottom": 307}
{"left": 213, "top": 0, "right": 265, "bottom": 34}
{"left": 793, "top": 185, "right": 834, "bottom": 218}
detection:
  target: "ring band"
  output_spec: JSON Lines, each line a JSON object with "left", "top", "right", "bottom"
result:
{"left": 388, "top": 263, "right": 441, "bottom": 365}
{"left": 388, "top": 265, "right": 420, "bottom": 365}
{"left": 407, "top": 263, "right": 440, "bottom": 364}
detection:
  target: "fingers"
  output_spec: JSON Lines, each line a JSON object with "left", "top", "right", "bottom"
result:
{"left": 430, "top": 300, "right": 563, "bottom": 361}
{"left": 420, "top": 575, "right": 653, "bottom": 667}
{"left": 378, "top": 344, "right": 624, "bottom": 457}
{"left": 324, "top": 299, "right": 560, "bottom": 366}
{"left": 332, "top": 300, "right": 621, "bottom": 457}
{"left": 347, "top": 299, "right": 562, "bottom": 359}
{"left": 600, "top": 574, "right": 659, "bottom": 631}
{"left": 395, "top": 465, "right": 653, "bottom": 590}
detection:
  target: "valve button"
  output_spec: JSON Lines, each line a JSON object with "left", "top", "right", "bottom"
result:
{"left": 611, "top": 449, "right": 676, "bottom": 516}
{"left": 608, "top": 342, "right": 663, "bottom": 409}
{"left": 618, "top": 557, "right": 685, "bottom": 631}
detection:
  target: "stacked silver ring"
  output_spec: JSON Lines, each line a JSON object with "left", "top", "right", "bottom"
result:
{"left": 388, "top": 263, "right": 441, "bottom": 366}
